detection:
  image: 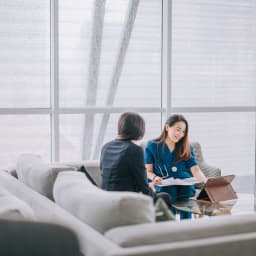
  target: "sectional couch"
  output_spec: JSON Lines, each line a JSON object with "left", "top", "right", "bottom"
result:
{"left": 0, "top": 153, "right": 256, "bottom": 256}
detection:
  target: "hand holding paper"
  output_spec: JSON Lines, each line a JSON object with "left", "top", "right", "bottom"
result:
{"left": 158, "top": 177, "right": 200, "bottom": 186}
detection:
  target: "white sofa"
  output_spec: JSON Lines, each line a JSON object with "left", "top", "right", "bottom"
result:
{"left": 0, "top": 155, "right": 256, "bottom": 256}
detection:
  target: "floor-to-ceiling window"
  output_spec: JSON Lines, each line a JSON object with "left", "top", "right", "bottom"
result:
{"left": 58, "top": 0, "right": 162, "bottom": 161}
{"left": 1, "top": 0, "right": 255, "bottom": 196}
{"left": 169, "top": 0, "right": 256, "bottom": 193}
{"left": 0, "top": 0, "right": 51, "bottom": 166}
{"left": 0, "top": 0, "right": 163, "bottom": 167}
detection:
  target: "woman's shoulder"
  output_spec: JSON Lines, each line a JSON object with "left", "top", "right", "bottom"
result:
{"left": 102, "top": 139, "right": 130, "bottom": 151}
{"left": 102, "top": 140, "right": 112, "bottom": 148}
{"left": 102, "top": 139, "right": 116, "bottom": 148}
{"left": 145, "top": 140, "right": 161, "bottom": 150}
{"left": 111, "top": 140, "right": 141, "bottom": 151}
{"left": 125, "top": 141, "right": 144, "bottom": 156}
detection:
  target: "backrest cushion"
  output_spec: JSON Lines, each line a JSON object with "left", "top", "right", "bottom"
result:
{"left": 0, "top": 187, "right": 35, "bottom": 220}
{"left": 59, "top": 160, "right": 101, "bottom": 186}
{"left": 53, "top": 171, "right": 155, "bottom": 233}
{"left": 0, "top": 166, "right": 18, "bottom": 178}
{"left": 16, "top": 154, "right": 75, "bottom": 200}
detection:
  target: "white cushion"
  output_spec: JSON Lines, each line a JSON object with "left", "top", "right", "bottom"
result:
{"left": 53, "top": 171, "right": 155, "bottom": 233}
{"left": 0, "top": 187, "right": 35, "bottom": 220}
{"left": 16, "top": 154, "right": 75, "bottom": 199}
{"left": 105, "top": 214, "right": 256, "bottom": 247}
{"left": 57, "top": 160, "right": 101, "bottom": 185}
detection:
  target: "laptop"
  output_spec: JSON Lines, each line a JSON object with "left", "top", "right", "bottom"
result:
{"left": 197, "top": 175, "right": 237, "bottom": 202}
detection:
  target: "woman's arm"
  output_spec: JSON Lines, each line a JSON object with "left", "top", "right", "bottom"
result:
{"left": 188, "top": 145, "right": 207, "bottom": 183}
{"left": 144, "top": 142, "right": 163, "bottom": 186}
{"left": 190, "top": 165, "right": 207, "bottom": 183}
{"left": 129, "top": 146, "right": 155, "bottom": 196}
{"left": 145, "top": 164, "right": 162, "bottom": 186}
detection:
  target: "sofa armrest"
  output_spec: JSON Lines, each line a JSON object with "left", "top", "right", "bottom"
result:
{"left": 105, "top": 214, "right": 256, "bottom": 248}
{"left": 108, "top": 232, "right": 256, "bottom": 256}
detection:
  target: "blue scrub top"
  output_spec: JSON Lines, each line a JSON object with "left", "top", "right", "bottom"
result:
{"left": 144, "top": 141, "right": 197, "bottom": 180}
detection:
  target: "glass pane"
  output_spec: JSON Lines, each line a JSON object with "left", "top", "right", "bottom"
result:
{"left": 59, "top": 0, "right": 162, "bottom": 108}
{"left": 99, "top": 0, "right": 162, "bottom": 107}
{"left": 184, "top": 112, "right": 255, "bottom": 193}
{"left": 59, "top": 0, "right": 94, "bottom": 107}
{"left": 0, "top": 0, "right": 50, "bottom": 107}
{"left": 172, "top": 0, "right": 256, "bottom": 107}
{"left": 0, "top": 115, "right": 51, "bottom": 168}
{"left": 59, "top": 113, "right": 161, "bottom": 161}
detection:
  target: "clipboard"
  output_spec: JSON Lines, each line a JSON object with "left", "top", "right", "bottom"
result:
{"left": 197, "top": 175, "right": 237, "bottom": 202}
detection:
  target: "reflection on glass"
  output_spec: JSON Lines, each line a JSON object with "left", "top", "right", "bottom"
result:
{"left": 173, "top": 193, "right": 255, "bottom": 217}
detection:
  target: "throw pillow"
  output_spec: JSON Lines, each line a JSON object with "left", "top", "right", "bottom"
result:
{"left": 16, "top": 154, "right": 75, "bottom": 200}
{"left": 60, "top": 160, "right": 101, "bottom": 186}
{"left": 53, "top": 171, "right": 155, "bottom": 233}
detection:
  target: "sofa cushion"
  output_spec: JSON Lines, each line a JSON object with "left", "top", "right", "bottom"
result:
{"left": 0, "top": 187, "right": 35, "bottom": 220}
{"left": 59, "top": 160, "right": 101, "bottom": 186}
{"left": 16, "top": 154, "right": 75, "bottom": 200}
{"left": 105, "top": 213, "right": 256, "bottom": 247}
{"left": 53, "top": 171, "right": 155, "bottom": 233}
{"left": 0, "top": 165, "right": 18, "bottom": 178}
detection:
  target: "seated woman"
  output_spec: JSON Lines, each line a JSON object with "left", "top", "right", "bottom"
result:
{"left": 100, "top": 112, "right": 171, "bottom": 207}
{"left": 145, "top": 114, "right": 207, "bottom": 219}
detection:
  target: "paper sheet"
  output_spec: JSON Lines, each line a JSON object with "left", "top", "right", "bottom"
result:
{"left": 157, "top": 177, "right": 200, "bottom": 186}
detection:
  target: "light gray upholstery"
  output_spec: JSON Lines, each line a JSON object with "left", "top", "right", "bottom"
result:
{"left": 1, "top": 156, "right": 256, "bottom": 256}
{"left": 16, "top": 154, "right": 76, "bottom": 200}
{"left": 0, "top": 170, "right": 117, "bottom": 256}
{"left": 190, "top": 142, "right": 221, "bottom": 178}
{"left": 105, "top": 214, "right": 256, "bottom": 247}
{"left": 0, "top": 187, "right": 35, "bottom": 220}
{"left": 60, "top": 160, "right": 102, "bottom": 186}
{"left": 1, "top": 168, "right": 256, "bottom": 256}
{"left": 53, "top": 171, "right": 155, "bottom": 233}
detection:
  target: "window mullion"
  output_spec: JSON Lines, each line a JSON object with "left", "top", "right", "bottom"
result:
{"left": 162, "top": 0, "right": 172, "bottom": 125}
{"left": 50, "top": 0, "right": 59, "bottom": 162}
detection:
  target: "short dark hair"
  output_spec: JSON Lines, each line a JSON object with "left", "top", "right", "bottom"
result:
{"left": 117, "top": 112, "right": 145, "bottom": 141}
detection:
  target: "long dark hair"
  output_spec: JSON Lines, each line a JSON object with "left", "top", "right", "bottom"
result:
{"left": 153, "top": 114, "right": 191, "bottom": 163}
{"left": 117, "top": 112, "right": 145, "bottom": 141}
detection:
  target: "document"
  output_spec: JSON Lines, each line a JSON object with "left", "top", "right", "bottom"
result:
{"left": 158, "top": 177, "right": 200, "bottom": 186}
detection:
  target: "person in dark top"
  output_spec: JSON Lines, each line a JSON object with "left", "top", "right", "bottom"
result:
{"left": 100, "top": 112, "right": 171, "bottom": 207}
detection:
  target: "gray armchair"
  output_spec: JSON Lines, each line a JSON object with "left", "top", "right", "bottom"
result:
{"left": 190, "top": 142, "right": 221, "bottom": 178}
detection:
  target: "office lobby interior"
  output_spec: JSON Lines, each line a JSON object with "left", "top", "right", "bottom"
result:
{"left": 0, "top": 0, "right": 256, "bottom": 255}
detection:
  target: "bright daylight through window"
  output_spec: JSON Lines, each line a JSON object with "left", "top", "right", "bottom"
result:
{"left": 0, "top": 0, "right": 162, "bottom": 165}
{"left": 0, "top": 0, "right": 255, "bottom": 194}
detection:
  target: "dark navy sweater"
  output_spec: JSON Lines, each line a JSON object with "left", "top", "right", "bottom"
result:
{"left": 100, "top": 139, "right": 153, "bottom": 197}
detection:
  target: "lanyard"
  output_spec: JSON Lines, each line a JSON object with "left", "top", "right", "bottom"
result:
{"left": 156, "top": 143, "right": 177, "bottom": 178}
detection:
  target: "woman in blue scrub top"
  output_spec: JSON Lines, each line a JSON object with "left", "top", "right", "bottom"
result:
{"left": 145, "top": 114, "right": 207, "bottom": 219}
